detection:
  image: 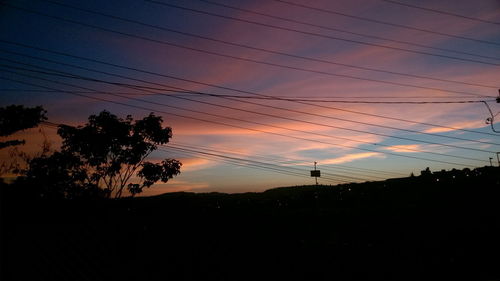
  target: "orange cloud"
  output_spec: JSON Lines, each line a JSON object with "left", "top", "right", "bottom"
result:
{"left": 178, "top": 157, "right": 215, "bottom": 172}
{"left": 384, "top": 144, "right": 423, "bottom": 153}
{"left": 423, "top": 120, "right": 487, "bottom": 133}
{"left": 319, "top": 152, "right": 384, "bottom": 165}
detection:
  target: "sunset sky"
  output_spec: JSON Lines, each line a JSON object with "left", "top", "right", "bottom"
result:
{"left": 0, "top": 0, "right": 499, "bottom": 195}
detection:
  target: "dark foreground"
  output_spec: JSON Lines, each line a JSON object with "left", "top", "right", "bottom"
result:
{"left": 1, "top": 166, "right": 500, "bottom": 281}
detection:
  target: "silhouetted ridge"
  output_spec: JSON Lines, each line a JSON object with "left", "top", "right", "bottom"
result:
{"left": 2, "top": 166, "right": 499, "bottom": 281}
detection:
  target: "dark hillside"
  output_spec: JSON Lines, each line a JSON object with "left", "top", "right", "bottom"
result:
{"left": 2, "top": 166, "right": 500, "bottom": 280}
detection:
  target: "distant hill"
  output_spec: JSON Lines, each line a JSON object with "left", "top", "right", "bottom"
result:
{"left": 2, "top": 166, "right": 499, "bottom": 281}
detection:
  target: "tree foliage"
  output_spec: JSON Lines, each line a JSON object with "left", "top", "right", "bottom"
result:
{"left": 17, "top": 151, "right": 103, "bottom": 199}
{"left": 21, "top": 111, "right": 181, "bottom": 198}
{"left": 0, "top": 105, "right": 47, "bottom": 149}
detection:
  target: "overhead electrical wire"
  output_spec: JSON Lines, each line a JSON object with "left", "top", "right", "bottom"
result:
{"left": 4, "top": 2, "right": 496, "bottom": 184}
{"left": 0, "top": 72, "right": 486, "bottom": 165}
{"left": 0, "top": 72, "right": 485, "bottom": 168}
{"left": 1, "top": 39, "right": 496, "bottom": 138}
{"left": 379, "top": 0, "right": 500, "bottom": 26}
{"left": 1, "top": 49, "right": 498, "bottom": 104}
{"left": 2, "top": 4, "right": 497, "bottom": 98}
{"left": 41, "top": 120, "right": 388, "bottom": 182}
{"left": 143, "top": 0, "right": 500, "bottom": 67}
{"left": 160, "top": 147, "right": 343, "bottom": 183}
{"left": 162, "top": 147, "right": 346, "bottom": 183}
{"left": 0, "top": 89, "right": 190, "bottom": 96}
{"left": 6, "top": 64, "right": 492, "bottom": 163}
{"left": 38, "top": 0, "right": 500, "bottom": 82}
{"left": 5, "top": 1, "right": 500, "bottom": 73}
{"left": 194, "top": 0, "right": 500, "bottom": 61}
{"left": 193, "top": 95, "right": 499, "bottom": 146}
{"left": 166, "top": 142, "right": 404, "bottom": 181}
{"left": 3, "top": 59, "right": 495, "bottom": 105}
{"left": 2, "top": 58, "right": 498, "bottom": 156}
{"left": 0, "top": 89, "right": 490, "bottom": 100}
{"left": 164, "top": 146, "right": 390, "bottom": 182}
{"left": 272, "top": 0, "right": 500, "bottom": 46}
{"left": 40, "top": 120, "right": 349, "bottom": 184}
{"left": 2, "top": 53, "right": 496, "bottom": 105}
{"left": 1, "top": 47, "right": 498, "bottom": 141}
{"left": 163, "top": 145, "right": 364, "bottom": 182}
{"left": 171, "top": 141, "right": 381, "bottom": 179}
{"left": 167, "top": 142, "right": 402, "bottom": 180}
{"left": 34, "top": 119, "right": 411, "bottom": 178}
{"left": 2, "top": 53, "right": 497, "bottom": 150}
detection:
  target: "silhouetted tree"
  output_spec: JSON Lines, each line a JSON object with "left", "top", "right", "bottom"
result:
{"left": 420, "top": 167, "right": 432, "bottom": 177}
{"left": 0, "top": 105, "right": 46, "bottom": 149}
{"left": 0, "top": 105, "right": 49, "bottom": 178}
{"left": 21, "top": 110, "right": 181, "bottom": 198}
{"left": 16, "top": 151, "right": 104, "bottom": 199}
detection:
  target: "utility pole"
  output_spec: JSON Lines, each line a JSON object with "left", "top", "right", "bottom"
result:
{"left": 310, "top": 161, "right": 321, "bottom": 185}
{"left": 497, "top": 152, "right": 500, "bottom": 167}
{"left": 489, "top": 157, "right": 493, "bottom": 166}
{"left": 314, "top": 162, "right": 318, "bottom": 185}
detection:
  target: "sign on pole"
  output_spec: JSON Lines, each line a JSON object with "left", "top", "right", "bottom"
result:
{"left": 310, "top": 161, "right": 320, "bottom": 185}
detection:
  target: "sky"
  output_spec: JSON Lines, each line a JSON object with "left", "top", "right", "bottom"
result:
{"left": 0, "top": 0, "right": 499, "bottom": 195}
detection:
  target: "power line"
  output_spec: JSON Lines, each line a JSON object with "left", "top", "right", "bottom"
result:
{"left": 40, "top": 120, "right": 348, "bottom": 183}
{"left": 380, "top": 0, "right": 500, "bottom": 26}
{"left": 0, "top": 89, "right": 490, "bottom": 100}
{"left": 2, "top": 54, "right": 498, "bottom": 105}
{"left": 165, "top": 148, "right": 388, "bottom": 183}
{"left": 44, "top": 120, "right": 420, "bottom": 185}
{"left": 161, "top": 147, "right": 334, "bottom": 182}
{"left": 2, "top": 56, "right": 495, "bottom": 105}
{"left": 37, "top": 0, "right": 500, "bottom": 88}
{"left": 196, "top": 0, "right": 500, "bottom": 62}
{"left": 212, "top": 96, "right": 500, "bottom": 146}
{"left": 3, "top": 5, "right": 497, "bottom": 98}
{"left": 169, "top": 142, "right": 403, "bottom": 180}
{"left": 0, "top": 88, "right": 189, "bottom": 96}
{"left": 3, "top": 58, "right": 498, "bottom": 157}
{"left": 2, "top": 53, "right": 496, "bottom": 105}
{"left": 2, "top": 39, "right": 496, "bottom": 137}
{"left": 1, "top": 44, "right": 496, "bottom": 145}
{"left": 6, "top": 64, "right": 491, "bottom": 162}
{"left": 41, "top": 120, "right": 384, "bottom": 182}
{"left": 229, "top": 98, "right": 493, "bottom": 104}
{"left": 0, "top": 73, "right": 484, "bottom": 168}
{"left": 2, "top": 54, "right": 497, "bottom": 150}
{"left": 185, "top": 95, "right": 499, "bottom": 146}
{"left": 296, "top": 97, "right": 500, "bottom": 137}
{"left": 167, "top": 146, "right": 360, "bottom": 182}
{"left": 164, "top": 145, "right": 364, "bottom": 182}
{"left": 272, "top": 0, "right": 500, "bottom": 46}
{"left": 40, "top": 119, "right": 408, "bottom": 178}
{"left": 144, "top": 0, "right": 500, "bottom": 67}
{"left": 161, "top": 146, "right": 336, "bottom": 183}
{"left": 152, "top": 140, "right": 426, "bottom": 178}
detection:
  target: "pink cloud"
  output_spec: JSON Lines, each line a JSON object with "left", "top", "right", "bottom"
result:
{"left": 320, "top": 152, "right": 385, "bottom": 164}
{"left": 383, "top": 144, "right": 423, "bottom": 153}
{"left": 423, "top": 120, "right": 487, "bottom": 133}
{"left": 178, "top": 157, "right": 215, "bottom": 172}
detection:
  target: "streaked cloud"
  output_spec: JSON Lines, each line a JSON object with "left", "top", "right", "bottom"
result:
{"left": 320, "top": 152, "right": 385, "bottom": 165}
{"left": 383, "top": 144, "right": 423, "bottom": 153}
{"left": 424, "top": 120, "right": 487, "bottom": 133}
